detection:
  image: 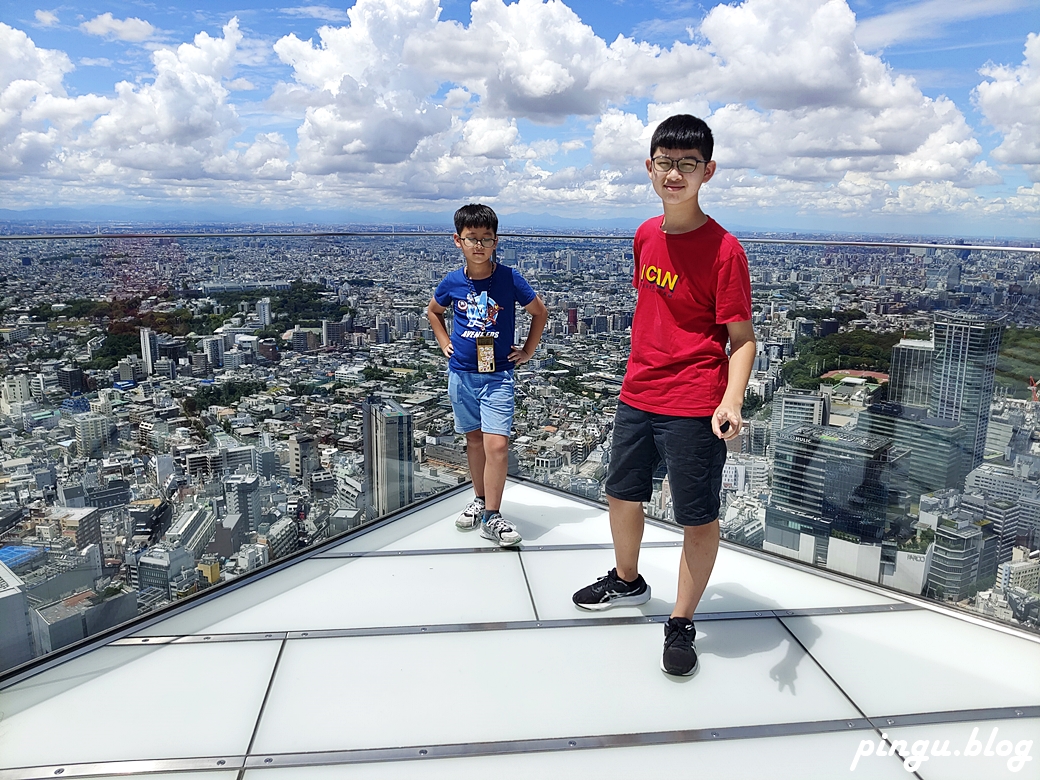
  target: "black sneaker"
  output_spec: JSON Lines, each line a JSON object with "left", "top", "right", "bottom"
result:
{"left": 572, "top": 568, "right": 650, "bottom": 611}
{"left": 661, "top": 617, "right": 698, "bottom": 676}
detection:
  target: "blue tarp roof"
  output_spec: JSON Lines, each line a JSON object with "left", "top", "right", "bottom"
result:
{"left": 0, "top": 545, "right": 44, "bottom": 569}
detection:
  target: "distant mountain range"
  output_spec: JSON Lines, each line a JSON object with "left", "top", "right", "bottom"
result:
{"left": 0, "top": 205, "right": 1035, "bottom": 244}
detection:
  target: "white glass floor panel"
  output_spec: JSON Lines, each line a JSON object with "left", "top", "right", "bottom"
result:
{"left": 250, "top": 620, "right": 860, "bottom": 755}
{"left": 323, "top": 481, "right": 678, "bottom": 554}
{"left": 0, "top": 642, "right": 280, "bottom": 769}
{"left": 885, "top": 718, "right": 1040, "bottom": 780}
{"left": 136, "top": 553, "right": 534, "bottom": 637}
{"left": 243, "top": 731, "right": 912, "bottom": 780}
{"left": 490, "top": 482, "right": 680, "bottom": 546}
{"left": 521, "top": 547, "right": 681, "bottom": 620}
{"left": 522, "top": 546, "right": 898, "bottom": 622}
{"left": 709, "top": 545, "right": 899, "bottom": 610}
{"left": 783, "top": 612, "right": 1040, "bottom": 716}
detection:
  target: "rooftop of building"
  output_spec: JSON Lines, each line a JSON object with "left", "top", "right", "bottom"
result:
{"left": 1, "top": 478, "right": 1038, "bottom": 779}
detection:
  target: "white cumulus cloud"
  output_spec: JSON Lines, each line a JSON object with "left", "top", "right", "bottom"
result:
{"left": 80, "top": 13, "right": 156, "bottom": 43}
{"left": 975, "top": 33, "right": 1040, "bottom": 180}
{"left": 856, "top": 0, "right": 1028, "bottom": 51}
{"left": 76, "top": 19, "right": 244, "bottom": 179}
{"left": 0, "top": 23, "right": 111, "bottom": 176}
{"left": 0, "top": 0, "right": 1036, "bottom": 228}
{"left": 34, "top": 10, "right": 59, "bottom": 27}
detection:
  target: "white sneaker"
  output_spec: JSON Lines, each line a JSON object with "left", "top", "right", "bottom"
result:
{"left": 480, "top": 512, "right": 521, "bottom": 547}
{"left": 456, "top": 497, "right": 485, "bottom": 530}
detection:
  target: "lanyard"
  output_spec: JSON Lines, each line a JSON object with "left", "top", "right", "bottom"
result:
{"left": 465, "top": 262, "right": 496, "bottom": 333}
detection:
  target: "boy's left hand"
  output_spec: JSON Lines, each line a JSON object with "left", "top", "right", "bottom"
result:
{"left": 508, "top": 346, "right": 531, "bottom": 365}
{"left": 712, "top": 403, "right": 742, "bottom": 440}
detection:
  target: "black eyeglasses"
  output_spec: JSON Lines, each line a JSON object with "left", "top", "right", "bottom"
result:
{"left": 460, "top": 237, "right": 497, "bottom": 248}
{"left": 651, "top": 156, "right": 708, "bottom": 174}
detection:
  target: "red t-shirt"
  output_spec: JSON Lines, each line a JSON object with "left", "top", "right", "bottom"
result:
{"left": 619, "top": 216, "right": 752, "bottom": 417}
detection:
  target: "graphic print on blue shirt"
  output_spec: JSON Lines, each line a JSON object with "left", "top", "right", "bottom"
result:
{"left": 460, "top": 290, "right": 502, "bottom": 331}
{"left": 434, "top": 265, "right": 536, "bottom": 373}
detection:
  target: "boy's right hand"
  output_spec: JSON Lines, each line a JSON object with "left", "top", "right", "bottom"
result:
{"left": 440, "top": 343, "right": 454, "bottom": 357}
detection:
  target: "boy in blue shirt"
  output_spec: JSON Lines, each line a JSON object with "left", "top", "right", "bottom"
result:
{"left": 427, "top": 204, "right": 548, "bottom": 547}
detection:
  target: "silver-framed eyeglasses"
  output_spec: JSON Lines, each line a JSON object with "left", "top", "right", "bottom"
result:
{"left": 460, "top": 237, "right": 498, "bottom": 248}
{"left": 651, "top": 156, "right": 707, "bottom": 174}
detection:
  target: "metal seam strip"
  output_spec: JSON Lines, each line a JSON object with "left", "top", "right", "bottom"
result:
{"left": 243, "top": 719, "right": 877, "bottom": 769}
{"left": 5, "top": 707, "right": 1036, "bottom": 779}
{"left": 0, "top": 756, "right": 246, "bottom": 780}
{"left": 773, "top": 615, "right": 914, "bottom": 776}
{"left": 870, "top": 706, "right": 1040, "bottom": 728}
{"left": 106, "top": 603, "right": 922, "bottom": 646}
{"left": 514, "top": 549, "right": 541, "bottom": 622}
{"left": 244, "top": 639, "right": 289, "bottom": 756}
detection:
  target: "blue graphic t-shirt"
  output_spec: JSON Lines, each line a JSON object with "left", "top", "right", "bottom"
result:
{"left": 434, "top": 264, "right": 537, "bottom": 373}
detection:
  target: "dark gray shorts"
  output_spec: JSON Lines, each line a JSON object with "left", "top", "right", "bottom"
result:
{"left": 605, "top": 400, "right": 727, "bottom": 526}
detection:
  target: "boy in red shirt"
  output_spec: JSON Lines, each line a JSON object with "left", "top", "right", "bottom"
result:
{"left": 572, "top": 115, "right": 755, "bottom": 676}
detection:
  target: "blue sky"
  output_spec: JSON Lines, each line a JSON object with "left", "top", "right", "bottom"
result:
{"left": 2, "top": 0, "right": 1038, "bottom": 236}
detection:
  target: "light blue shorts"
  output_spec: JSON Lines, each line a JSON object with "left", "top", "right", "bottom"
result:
{"left": 448, "top": 370, "right": 515, "bottom": 437}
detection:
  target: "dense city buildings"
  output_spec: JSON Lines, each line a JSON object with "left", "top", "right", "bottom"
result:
{"left": 0, "top": 225, "right": 1037, "bottom": 672}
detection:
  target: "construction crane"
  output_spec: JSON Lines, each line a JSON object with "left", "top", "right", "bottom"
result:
{"left": 1030, "top": 377, "right": 1038, "bottom": 403}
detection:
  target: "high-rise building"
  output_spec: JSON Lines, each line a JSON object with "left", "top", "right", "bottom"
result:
{"left": 929, "top": 313, "right": 1003, "bottom": 471}
{"left": 770, "top": 388, "right": 830, "bottom": 442}
{"left": 985, "top": 498, "right": 1021, "bottom": 568}
{"left": 746, "top": 419, "right": 769, "bottom": 456}
{"left": 201, "top": 336, "right": 225, "bottom": 369}
{"left": 257, "top": 297, "right": 272, "bottom": 327}
{"left": 152, "top": 357, "right": 176, "bottom": 379}
{"left": 224, "top": 473, "right": 262, "bottom": 532}
{"left": 166, "top": 505, "right": 217, "bottom": 561}
{"left": 765, "top": 425, "right": 907, "bottom": 571}
{"left": 923, "top": 501, "right": 997, "bottom": 602}
{"left": 140, "top": 327, "right": 158, "bottom": 375}
{"left": 74, "top": 412, "right": 111, "bottom": 457}
{"left": 57, "top": 365, "right": 86, "bottom": 395}
{"left": 137, "top": 543, "right": 197, "bottom": 599}
{"left": 322, "top": 319, "right": 348, "bottom": 347}
{"left": 189, "top": 351, "right": 210, "bottom": 376}
{"left": 888, "top": 338, "right": 933, "bottom": 408}
{"left": 363, "top": 397, "right": 415, "bottom": 519}
{"left": 1, "top": 373, "right": 33, "bottom": 415}
{"left": 116, "top": 356, "right": 145, "bottom": 383}
{"left": 289, "top": 434, "right": 320, "bottom": 487}
{"left": 261, "top": 516, "right": 298, "bottom": 560}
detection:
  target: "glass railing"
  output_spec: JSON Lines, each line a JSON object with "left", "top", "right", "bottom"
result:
{"left": 1, "top": 227, "right": 1038, "bottom": 672}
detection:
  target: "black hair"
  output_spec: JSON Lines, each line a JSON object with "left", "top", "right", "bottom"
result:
{"left": 454, "top": 203, "right": 498, "bottom": 235}
{"left": 650, "top": 114, "right": 714, "bottom": 161}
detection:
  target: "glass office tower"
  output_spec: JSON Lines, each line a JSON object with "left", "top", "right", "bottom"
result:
{"left": 363, "top": 396, "right": 415, "bottom": 520}
{"left": 888, "top": 338, "right": 933, "bottom": 408}
{"left": 929, "top": 313, "right": 1003, "bottom": 471}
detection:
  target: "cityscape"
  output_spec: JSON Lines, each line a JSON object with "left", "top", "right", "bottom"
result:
{"left": 0, "top": 223, "right": 1038, "bottom": 673}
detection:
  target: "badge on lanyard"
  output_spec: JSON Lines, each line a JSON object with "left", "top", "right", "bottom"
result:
{"left": 469, "top": 272, "right": 496, "bottom": 373}
{"left": 476, "top": 334, "right": 495, "bottom": 373}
